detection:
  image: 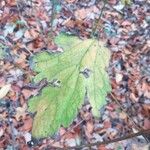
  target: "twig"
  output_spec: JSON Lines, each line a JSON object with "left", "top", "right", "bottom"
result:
{"left": 49, "top": 119, "right": 85, "bottom": 148}
{"left": 58, "top": 0, "right": 75, "bottom": 18}
{"left": 110, "top": 93, "right": 140, "bottom": 129}
{"left": 50, "top": 129, "right": 150, "bottom": 149}
{"left": 110, "top": 92, "right": 149, "bottom": 142}
{"left": 15, "top": 0, "right": 30, "bottom": 29}
{"left": 7, "top": 102, "right": 16, "bottom": 150}
{"left": 49, "top": 0, "right": 56, "bottom": 38}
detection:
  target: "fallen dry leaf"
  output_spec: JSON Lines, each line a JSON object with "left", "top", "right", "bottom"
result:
{"left": 115, "top": 73, "right": 123, "bottom": 83}
{"left": 121, "top": 20, "right": 131, "bottom": 26}
{"left": 15, "top": 104, "right": 27, "bottom": 121}
{"left": 75, "top": 8, "right": 88, "bottom": 20}
{"left": 20, "top": 116, "right": 33, "bottom": 132}
{"left": 0, "top": 127, "right": 4, "bottom": 138}
{"left": 23, "top": 132, "right": 32, "bottom": 144}
{"left": 0, "top": 84, "right": 11, "bottom": 99}
{"left": 24, "top": 29, "right": 39, "bottom": 40}
{"left": 143, "top": 118, "right": 150, "bottom": 130}
{"left": 86, "top": 121, "right": 94, "bottom": 134}
{"left": 22, "top": 89, "right": 34, "bottom": 99}
{"left": 130, "top": 93, "right": 138, "bottom": 102}
{"left": 98, "top": 144, "right": 107, "bottom": 150}
{"left": 119, "top": 112, "right": 127, "bottom": 120}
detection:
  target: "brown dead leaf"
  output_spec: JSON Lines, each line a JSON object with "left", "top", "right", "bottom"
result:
{"left": 59, "top": 127, "right": 66, "bottom": 137}
{"left": 143, "top": 118, "right": 150, "bottom": 130}
{"left": 24, "top": 29, "right": 39, "bottom": 40}
{"left": 142, "top": 104, "right": 150, "bottom": 117}
{"left": 130, "top": 93, "right": 138, "bottom": 102}
{"left": 8, "top": 90, "right": 18, "bottom": 101}
{"left": 27, "top": 37, "right": 44, "bottom": 52}
{"left": 86, "top": 121, "right": 94, "bottom": 134}
{"left": 109, "top": 37, "right": 119, "bottom": 45}
{"left": 6, "top": 0, "right": 16, "bottom": 6}
{"left": 144, "top": 90, "right": 150, "bottom": 98}
{"left": 141, "top": 81, "right": 150, "bottom": 98}
{"left": 108, "top": 0, "right": 117, "bottom": 5}
{"left": 22, "top": 89, "right": 34, "bottom": 99}
{"left": 121, "top": 20, "right": 132, "bottom": 26}
{"left": 119, "top": 112, "right": 127, "bottom": 120}
{"left": 20, "top": 116, "right": 33, "bottom": 132}
{"left": 98, "top": 145, "right": 107, "bottom": 150}
{"left": 84, "top": 120, "right": 94, "bottom": 140}
{"left": 75, "top": 8, "right": 87, "bottom": 20}
{"left": 141, "top": 81, "right": 149, "bottom": 91}
{"left": 103, "top": 120, "right": 111, "bottom": 128}
{"left": 64, "top": 19, "right": 75, "bottom": 28}
{"left": 49, "top": 141, "right": 63, "bottom": 149}
{"left": 0, "top": 77, "right": 6, "bottom": 88}
{"left": 15, "top": 104, "right": 27, "bottom": 121}
{"left": 36, "top": 10, "right": 49, "bottom": 22}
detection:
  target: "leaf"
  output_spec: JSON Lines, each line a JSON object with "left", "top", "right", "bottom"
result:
{"left": 28, "top": 34, "right": 111, "bottom": 138}
{"left": 0, "top": 84, "right": 11, "bottom": 99}
{"left": 0, "top": 44, "right": 5, "bottom": 59}
{"left": 4, "top": 23, "right": 16, "bottom": 37}
{"left": 115, "top": 73, "right": 123, "bottom": 83}
{"left": 14, "top": 29, "right": 25, "bottom": 40}
{"left": 121, "top": 0, "right": 131, "bottom": 5}
{"left": 15, "top": 104, "right": 27, "bottom": 121}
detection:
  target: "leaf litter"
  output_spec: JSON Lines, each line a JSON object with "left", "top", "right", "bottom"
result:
{"left": 0, "top": 0, "right": 150, "bottom": 149}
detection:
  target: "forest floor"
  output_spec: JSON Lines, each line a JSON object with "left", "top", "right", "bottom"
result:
{"left": 0, "top": 0, "right": 150, "bottom": 149}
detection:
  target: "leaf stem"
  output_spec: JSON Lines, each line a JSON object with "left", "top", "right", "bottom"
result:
{"left": 49, "top": 0, "right": 56, "bottom": 38}
{"left": 91, "top": 0, "right": 107, "bottom": 38}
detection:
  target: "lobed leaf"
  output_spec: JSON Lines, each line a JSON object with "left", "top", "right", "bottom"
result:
{"left": 28, "top": 34, "right": 111, "bottom": 138}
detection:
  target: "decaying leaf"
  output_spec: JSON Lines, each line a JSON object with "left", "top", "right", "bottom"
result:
{"left": 28, "top": 34, "right": 111, "bottom": 138}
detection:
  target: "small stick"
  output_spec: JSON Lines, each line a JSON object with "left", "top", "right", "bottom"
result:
{"left": 110, "top": 92, "right": 149, "bottom": 142}
{"left": 49, "top": 129, "right": 150, "bottom": 149}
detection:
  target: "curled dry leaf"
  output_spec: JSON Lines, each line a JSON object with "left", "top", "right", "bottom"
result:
{"left": 0, "top": 84, "right": 11, "bottom": 99}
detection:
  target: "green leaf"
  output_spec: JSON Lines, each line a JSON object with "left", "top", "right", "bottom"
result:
{"left": 121, "top": 0, "right": 131, "bottom": 5}
{"left": 0, "top": 44, "right": 6, "bottom": 59}
{"left": 28, "top": 34, "right": 111, "bottom": 138}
